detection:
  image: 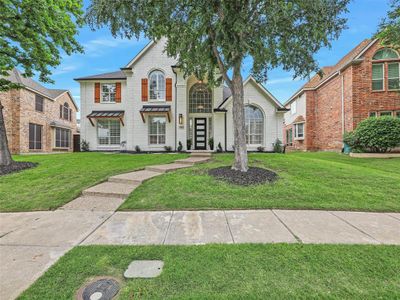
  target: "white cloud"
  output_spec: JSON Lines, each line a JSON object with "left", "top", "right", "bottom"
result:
{"left": 265, "top": 77, "right": 301, "bottom": 85}
{"left": 82, "top": 37, "right": 147, "bottom": 57}
{"left": 52, "top": 65, "right": 78, "bottom": 75}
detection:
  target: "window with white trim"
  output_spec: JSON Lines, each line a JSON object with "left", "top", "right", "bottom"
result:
{"left": 97, "top": 119, "right": 120, "bottom": 145}
{"left": 388, "top": 62, "right": 400, "bottom": 90}
{"left": 290, "top": 100, "right": 297, "bottom": 114}
{"left": 244, "top": 105, "right": 264, "bottom": 145}
{"left": 149, "top": 70, "right": 165, "bottom": 101}
{"left": 396, "top": 111, "right": 400, "bottom": 119}
{"left": 35, "top": 95, "right": 44, "bottom": 112}
{"left": 380, "top": 111, "right": 393, "bottom": 117}
{"left": 369, "top": 112, "right": 377, "bottom": 117}
{"left": 101, "top": 83, "right": 116, "bottom": 103}
{"left": 55, "top": 128, "right": 70, "bottom": 148}
{"left": 149, "top": 116, "right": 166, "bottom": 144}
{"left": 189, "top": 83, "right": 212, "bottom": 113}
{"left": 372, "top": 64, "right": 384, "bottom": 91}
{"left": 294, "top": 123, "right": 304, "bottom": 139}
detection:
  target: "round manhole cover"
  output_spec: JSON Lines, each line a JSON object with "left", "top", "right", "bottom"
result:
{"left": 78, "top": 278, "right": 119, "bottom": 300}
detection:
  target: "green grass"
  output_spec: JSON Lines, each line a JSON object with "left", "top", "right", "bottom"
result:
{"left": 121, "top": 152, "right": 400, "bottom": 212}
{"left": 0, "top": 152, "right": 187, "bottom": 212}
{"left": 19, "top": 244, "right": 400, "bottom": 299}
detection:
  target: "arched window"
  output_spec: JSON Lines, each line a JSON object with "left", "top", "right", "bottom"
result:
{"left": 245, "top": 105, "right": 264, "bottom": 145}
{"left": 372, "top": 48, "right": 400, "bottom": 91}
{"left": 149, "top": 70, "right": 165, "bottom": 100}
{"left": 63, "top": 102, "right": 69, "bottom": 120}
{"left": 189, "top": 83, "right": 212, "bottom": 113}
{"left": 372, "top": 48, "right": 399, "bottom": 60}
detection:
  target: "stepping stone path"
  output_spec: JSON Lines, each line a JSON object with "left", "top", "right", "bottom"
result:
{"left": 60, "top": 152, "right": 211, "bottom": 212}
{"left": 124, "top": 260, "right": 164, "bottom": 278}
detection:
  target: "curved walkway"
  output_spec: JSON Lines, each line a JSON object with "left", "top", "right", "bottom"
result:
{"left": 1, "top": 152, "right": 399, "bottom": 300}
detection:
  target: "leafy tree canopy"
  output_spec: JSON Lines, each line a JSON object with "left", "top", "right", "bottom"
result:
{"left": 0, "top": 0, "right": 84, "bottom": 91}
{"left": 376, "top": 0, "right": 400, "bottom": 48}
{"left": 87, "top": 0, "right": 350, "bottom": 87}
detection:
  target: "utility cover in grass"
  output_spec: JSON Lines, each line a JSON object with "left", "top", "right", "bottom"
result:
{"left": 78, "top": 277, "right": 119, "bottom": 300}
{"left": 124, "top": 260, "right": 164, "bottom": 278}
{"left": 209, "top": 166, "right": 278, "bottom": 186}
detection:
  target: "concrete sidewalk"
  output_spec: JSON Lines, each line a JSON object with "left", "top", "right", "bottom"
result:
{"left": 1, "top": 209, "right": 399, "bottom": 299}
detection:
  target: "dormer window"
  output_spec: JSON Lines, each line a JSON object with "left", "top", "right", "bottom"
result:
{"left": 372, "top": 48, "right": 399, "bottom": 91}
{"left": 149, "top": 70, "right": 165, "bottom": 101}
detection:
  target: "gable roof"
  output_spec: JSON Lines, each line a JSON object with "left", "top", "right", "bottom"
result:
{"left": 3, "top": 68, "right": 78, "bottom": 110}
{"left": 74, "top": 70, "right": 127, "bottom": 81}
{"left": 218, "top": 76, "right": 284, "bottom": 109}
{"left": 124, "top": 40, "right": 156, "bottom": 68}
{"left": 284, "top": 39, "right": 377, "bottom": 106}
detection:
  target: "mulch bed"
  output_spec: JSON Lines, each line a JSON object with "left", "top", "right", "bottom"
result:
{"left": 208, "top": 166, "right": 278, "bottom": 186}
{"left": 0, "top": 161, "right": 38, "bottom": 176}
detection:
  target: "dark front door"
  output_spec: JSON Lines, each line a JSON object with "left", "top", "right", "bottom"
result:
{"left": 194, "top": 118, "right": 207, "bottom": 150}
{"left": 73, "top": 134, "right": 81, "bottom": 152}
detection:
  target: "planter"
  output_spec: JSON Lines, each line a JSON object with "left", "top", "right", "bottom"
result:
{"left": 349, "top": 153, "right": 400, "bottom": 158}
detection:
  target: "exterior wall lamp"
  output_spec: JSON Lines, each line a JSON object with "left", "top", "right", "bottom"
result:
{"left": 179, "top": 113, "right": 184, "bottom": 125}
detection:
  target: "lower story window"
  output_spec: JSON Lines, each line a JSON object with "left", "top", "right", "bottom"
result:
{"left": 55, "top": 128, "right": 70, "bottom": 148}
{"left": 149, "top": 116, "right": 166, "bottom": 144}
{"left": 97, "top": 119, "right": 120, "bottom": 145}
{"left": 294, "top": 123, "right": 304, "bottom": 139}
{"left": 369, "top": 112, "right": 377, "bottom": 117}
{"left": 380, "top": 111, "right": 393, "bottom": 117}
{"left": 286, "top": 128, "right": 293, "bottom": 146}
{"left": 29, "top": 123, "right": 42, "bottom": 150}
{"left": 396, "top": 111, "right": 400, "bottom": 119}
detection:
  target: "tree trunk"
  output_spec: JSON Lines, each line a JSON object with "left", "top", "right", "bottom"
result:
{"left": 0, "top": 102, "right": 13, "bottom": 166}
{"left": 231, "top": 66, "right": 248, "bottom": 172}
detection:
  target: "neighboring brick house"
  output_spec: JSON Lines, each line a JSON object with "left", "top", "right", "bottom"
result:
{"left": 284, "top": 39, "right": 400, "bottom": 151}
{"left": 1, "top": 69, "right": 78, "bottom": 154}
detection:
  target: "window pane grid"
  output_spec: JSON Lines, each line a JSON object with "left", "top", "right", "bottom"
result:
{"left": 55, "top": 128, "right": 70, "bottom": 148}
{"left": 388, "top": 63, "right": 400, "bottom": 90}
{"left": 101, "top": 84, "right": 117, "bottom": 103}
{"left": 97, "top": 119, "right": 120, "bottom": 145}
{"left": 149, "top": 116, "right": 166, "bottom": 144}
{"left": 245, "top": 105, "right": 263, "bottom": 145}
{"left": 189, "top": 84, "right": 212, "bottom": 113}
{"left": 149, "top": 71, "right": 165, "bottom": 100}
{"left": 29, "top": 123, "right": 42, "bottom": 150}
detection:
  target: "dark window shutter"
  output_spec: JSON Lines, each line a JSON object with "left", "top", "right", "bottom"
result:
{"left": 60, "top": 105, "right": 63, "bottom": 118}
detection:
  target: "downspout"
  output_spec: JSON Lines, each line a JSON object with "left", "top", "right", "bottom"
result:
{"left": 172, "top": 67, "right": 178, "bottom": 151}
{"left": 340, "top": 71, "right": 345, "bottom": 136}
{"left": 224, "top": 111, "right": 227, "bottom": 151}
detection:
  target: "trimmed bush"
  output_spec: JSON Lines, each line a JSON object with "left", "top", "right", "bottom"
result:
{"left": 273, "top": 138, "right": 283, "bottom": 153}
{"left": 177, "top": 141, "right": 183, "bottom": 152}
{"left": 344, "top": 117, "right": 400, "bottom": 153}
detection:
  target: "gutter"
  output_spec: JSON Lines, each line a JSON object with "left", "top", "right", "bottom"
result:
{"left": 172, "top": 66, "right": 178, "bottom": 151}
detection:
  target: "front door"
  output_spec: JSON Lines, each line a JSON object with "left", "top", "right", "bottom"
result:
{"left": 194, "top": 118, "right": 207, "bottom": 150}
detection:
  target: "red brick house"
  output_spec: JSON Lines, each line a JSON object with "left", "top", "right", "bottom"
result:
{"left": 1, "top": 69, "right": 79, "bottom": 154}
{"left": 284, "top": 39, "right": 400, "bottom": 151}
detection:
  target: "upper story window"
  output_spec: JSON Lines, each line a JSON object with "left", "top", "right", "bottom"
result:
{"left": 63, "top": 102, "right": 69, "bottom": 120}
{"left": 149, "top": 70, "right": 165, "bottom": 101}
{"left": 372, "top": 48, "right": 400, "bottom": 91}
{"left": 290, "top": 100, "right": 297, "bottom": 115}
{"left": 101, "top": 83, "right": 116, "bottom": 103}
{"left": 189, "top": 83, "right": 212, "bottom": 113}
{"left": 35, "top": 95, "right": 44, "bottom": 112}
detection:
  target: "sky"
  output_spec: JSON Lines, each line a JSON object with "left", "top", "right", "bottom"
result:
{"left": 41, "top": 0, "right": 392, "bottom": 115}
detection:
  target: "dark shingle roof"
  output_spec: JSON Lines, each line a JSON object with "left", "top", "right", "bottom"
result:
{"left": 74, "top": 70, "right": 127, "bottom": 81}
{"left": 2, "top": 69, "right": 68, "bottom": 100}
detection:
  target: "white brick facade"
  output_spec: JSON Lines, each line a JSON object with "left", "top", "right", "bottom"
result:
{"left": 77, "top": 39, "right": 285, "bottom": 152}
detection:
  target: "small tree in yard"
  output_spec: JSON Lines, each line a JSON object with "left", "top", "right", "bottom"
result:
{"left": 0, "top": 0, "right": 83, "bottom": 166}
{"left": 376, "top": 0, "right": 400, "bottom": 48}
{"left": 87, "top": 0, "right": 349, "bottom": 172}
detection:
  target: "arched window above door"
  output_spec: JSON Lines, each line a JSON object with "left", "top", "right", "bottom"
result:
{"left": 189, "top": 83, "right": 212, "bottom": 113}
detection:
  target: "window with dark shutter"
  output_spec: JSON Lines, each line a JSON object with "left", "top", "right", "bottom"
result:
{"left": 60, "top": 105, "right": 63, "bottom": 118}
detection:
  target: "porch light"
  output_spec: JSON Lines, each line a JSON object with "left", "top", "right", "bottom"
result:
{"left": 179, "top": 113, "right": 184, "bottom": 125}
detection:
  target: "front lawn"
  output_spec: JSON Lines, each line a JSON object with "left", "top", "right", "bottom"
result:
{"left": 19, "top": 244, "right": 400, "bottom": 299}
{"left": 0, "top": 153, "right": 187, "bottom": 212}
{"left": 121, "top": 152, "right": 400, "bottom": 212}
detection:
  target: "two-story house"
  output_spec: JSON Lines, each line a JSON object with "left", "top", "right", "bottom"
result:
{"left": 76, "top": 38, "right": 286, "bottom": 152}
{"left": 283, "top": 39, "right": 400, "bottom": 151}
{"left": 1, "top": 68, "right": 79, "bottom": 154}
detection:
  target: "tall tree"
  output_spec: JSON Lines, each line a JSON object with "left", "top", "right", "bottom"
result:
{"left": 376, "top": 0, "right": 400, "bottom": 48}
{"left": 0, "top": 0, "right": 83, "bottom": 166}
{"left": 87, "top": 0, "right": 349, "bottom": 171}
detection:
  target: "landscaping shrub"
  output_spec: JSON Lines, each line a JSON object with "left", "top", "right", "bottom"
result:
{"left": 217, "top": 142, "right": 223, "bottom": 152}
{"left": 343, "top": 117, "right": 400, "bottom": 153}
{"left": 135, "top": 145, "right": 141, "bottom": 153}
{"left": 208, "top": 137, "right": 214, "bottom": 150}
{"left": 164, "top": 146, "right": 172, "bottom": 152}
{"left": 257, "top": 146, "right": 264, "bottom": 152}
{"left": 273, "top": 138, "right": 283, "bottom": 153}
{"left": 80, "top": 140, "right": 90, "bottom": 152}
{"left": 178, "top": 141, "right": 183, "bottom": 152}
{"left": 187, "top": 139, "right": 192, "bottom": 150}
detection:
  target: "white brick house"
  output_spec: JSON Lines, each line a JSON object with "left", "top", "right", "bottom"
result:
{"left": 75, "top": 39, "right": 286, "bottom": 152}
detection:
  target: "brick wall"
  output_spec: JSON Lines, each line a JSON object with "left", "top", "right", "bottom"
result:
{"left": 2, "top": 88, "right": 78, "bottom": 154}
